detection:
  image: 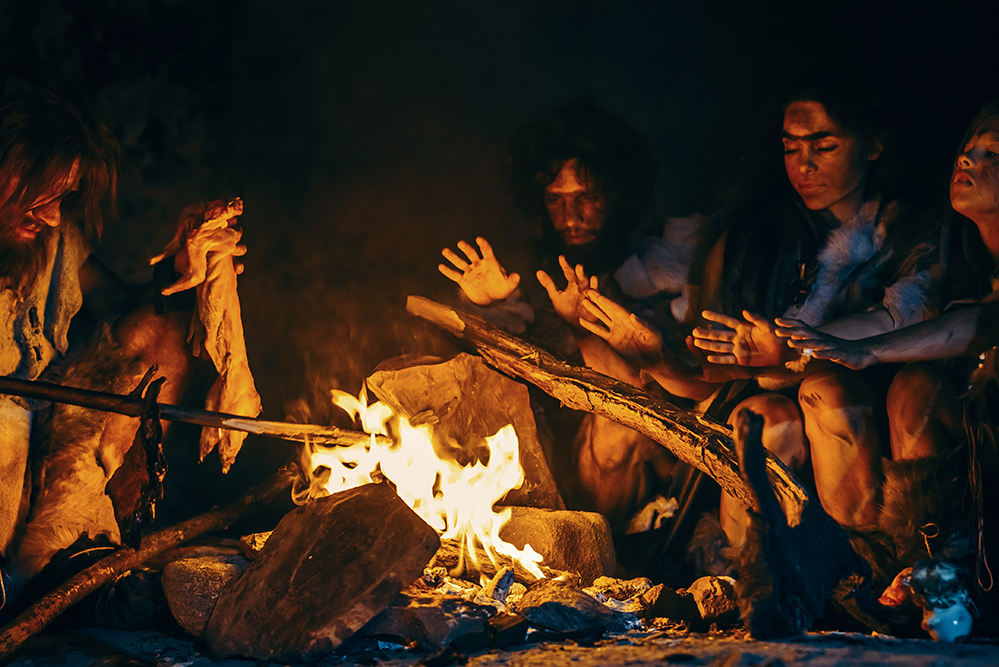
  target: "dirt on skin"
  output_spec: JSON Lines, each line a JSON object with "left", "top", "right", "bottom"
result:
{"left": 4, "top": 626, "right": 998, "bottom": 667}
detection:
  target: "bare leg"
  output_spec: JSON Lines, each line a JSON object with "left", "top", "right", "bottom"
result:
{"left": 573, "top": 414, "right": 678, "bottom": 529}
{"left": 720, "top": 393, "right": 805, "bottom": 548}
{"left": 798, "top": 367, "right": 881, "bottom": 529}
{"left": 886, "top": 362, "right": 960, "bottom": 461}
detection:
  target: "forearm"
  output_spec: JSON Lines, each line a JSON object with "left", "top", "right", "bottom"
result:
{"left": 861, "top": 305, "right": 997, "bottom": 364}
{"left": 576, "top": 333, "right": 645, "bottom": 387}
{"left": 816, "top": 307, "right": 897, "bottom": 340}
{"left": 642, "top": 356, "right": 719, "bottom": 402}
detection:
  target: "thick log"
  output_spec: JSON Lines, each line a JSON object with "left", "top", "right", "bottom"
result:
{"left": 0, "top": 375, "right": 386, "bottom": 448}
{"left": 406, "top": 295, "right": 811, "bottom": 522}
{"left": 0, "top": 466, "right": 297, "bottom": 662}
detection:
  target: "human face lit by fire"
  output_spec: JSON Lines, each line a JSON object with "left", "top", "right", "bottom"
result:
{"left": 545, "top": 158, "right": 607, "bottom": 246}
{"left": 951, "top": 119, "right": 999, "bottom": 230}
{"left": 783, "top": 101, "right": 882, "bottom": 224}
{"left": 12, "top": 158, "right": 81, "bottom": 243}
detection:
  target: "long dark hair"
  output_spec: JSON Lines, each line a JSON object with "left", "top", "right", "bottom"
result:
{"left": 943, "top": 101, "right": 999, "bottom": 304}
{"left": 502, "top": 98, "right": 658, "bottom": 274}
{"left": 712, "top": 77, "right": 929, "bottom": 319}
{"left": 0, "top": 62, "right": 120, "bottom": 290}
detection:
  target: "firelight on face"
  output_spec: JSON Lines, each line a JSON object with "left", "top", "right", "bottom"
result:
{"left": 15, "top": 158, "right": 81, "bottom": 243}
{"left": 782, "top": 101, "right": 880, "bottom": 223}
{"left": 544, "top": 158, "right": 607, "bottom": 246}
{"left": 951, "top": 124, "right": 999, "bottom": 227}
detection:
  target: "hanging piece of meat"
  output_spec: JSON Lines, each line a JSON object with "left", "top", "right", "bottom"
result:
{"left": 151, "top": 198, "right": 262, "bottom": 472}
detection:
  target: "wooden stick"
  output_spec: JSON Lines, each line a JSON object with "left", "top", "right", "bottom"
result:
{"left": 406, "top": 295, "right": 813, "bottom": 521}
{"left": 0, "top": 465, "right": 298, "bottom": 661}
{"left": 0, "top": 376, "right": 386, "bottom": 448}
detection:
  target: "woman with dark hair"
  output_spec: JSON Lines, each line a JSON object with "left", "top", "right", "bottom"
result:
{"left": 582, "top": 79, "right": 941, "bottom": 560}
{"left": 776, "top": 101, "right": 999, "bottom": 622}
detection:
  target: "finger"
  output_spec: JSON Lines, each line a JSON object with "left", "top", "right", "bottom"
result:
{"left": 706, "top": 354, "right": 738, "bottom": 365}
{"left": 457, "top": 239, "right": 481, "bottom": 263}
{"left": 582, "top": 298, "right": 612, "bottom": 326}
{"left": 742, "top": 310, "right": 772, "bottom": 327}
{"left": 578, "top": 316, "right": 611, "bottom": 340}
{"left": 161, "top": 270, "right": 205, "bottom": 296}
{"left": 439, "top": 264, "right": 464, "bottom": 282}
{"left": 558, "top": 255, "right": 575, "bottom": 284}
{"left": 589, "top": 275, "right": 598, "bottom": 290}
{"left": 693, "top": 339, "right": 735, "bottom": 353}
{"left": 234, "top": 262, "right": 245, "bottom": 275}
{"left": 701, "top": 310, "right": 741, "bottom": 329}
{"left": 537, "top": 270, "right": 559, "bottom": 301}
{"left": 574, "top": 263, "right": 588, "bottom": 288}
{"left": 692, "top": 326, "right": 737, "bottom": 342}
{"left": 441, "top": 248, "right": 469, "bottom": 271}
{"left": 585, "top": 290, "right": 627, "bottom": 321}
{"left": 475, "top": 237, "right": 496, "bottom": 260}
{"left": 508, "top": 272, "right": 521, "bottom": 288}
{"left": 775, "top": 318, "right": 807, "bottom": 328}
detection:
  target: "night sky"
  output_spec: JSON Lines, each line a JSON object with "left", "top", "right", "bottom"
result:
{"left": 3, "top": 0, "right": 997, "bottom": 501}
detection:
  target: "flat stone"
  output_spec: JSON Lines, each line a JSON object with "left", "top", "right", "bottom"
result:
{"left": 586, "top": 576, "right": 653, "bottom": 601}
{"left": 205, "top": 483, "right": 440, "bottom": 662}
{"left": 358, "top": 591, "right": 496, "bottom": 651}
{"left": 161, "top": 555, "right": 249, "bottom": 637}
{"left": 498, "top": 507, "right": 615, "bottom": 585}
{"left": 511, "top": 579, "right": 626, "bottom": 633}
{"left": 688, "top": 575, "right": 739, "bottom": 622}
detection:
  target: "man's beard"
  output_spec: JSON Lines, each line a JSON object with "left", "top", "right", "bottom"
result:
{"left": 0, "top": 225, "right": 52, "bottom": 293}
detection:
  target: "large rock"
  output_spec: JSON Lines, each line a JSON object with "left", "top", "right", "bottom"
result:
{"left": 161, "top": 555, "right": 249, "bottom": 637}
{"left": 687, "top": 576, "right": 739, "bottom": 622}
{"left": 367, "top": 354, "right": 563, "bottom": 510}
{"left": 498, "top": 507, "right": 615, "bottom": 585}
{"left": 205, "top": 483, "right": 440, "bottom": 662}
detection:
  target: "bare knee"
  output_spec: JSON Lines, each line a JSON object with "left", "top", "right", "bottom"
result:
{"left": 887, "top": 362, "right": 958, "bottom": 459}
{"left": 728, "top": 393, "right": 806, "bottom": 469}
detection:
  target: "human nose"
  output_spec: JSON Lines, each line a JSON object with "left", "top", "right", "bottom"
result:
{"left": 27, "top": 201, "right": 62, "bottom": 227}
{"left": 565, "top": 197, "right": 584, "bottom": 225}
{"left": 797, "top": 146, "right": 817, "bottom": 173}
{"left": 957, "top": 149, "right": 974, "bottom": 169}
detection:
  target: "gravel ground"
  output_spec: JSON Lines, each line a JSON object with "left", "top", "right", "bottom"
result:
{"left": 5, "top": 626, "right": 998, "bottom": 667}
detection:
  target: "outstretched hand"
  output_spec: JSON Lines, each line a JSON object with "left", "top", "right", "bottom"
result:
{"left": 692, "top": 310, "right": 788, "bottom": 367}
{"left": 775, "top": 318, "right": 876, "bottom": 370}
{"left": 150, "top": 198, "right": 247, "bottom": 296}
{"left": 580, "top": 290, "right": 663, "bottom": 366}
{"left": 537, "top": 256, "right": 598, "bottom": 331}
{"left": 439, "top": 237, "right": 520, "bottom": 306}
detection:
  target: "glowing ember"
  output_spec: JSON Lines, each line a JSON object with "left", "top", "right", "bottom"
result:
{"left": 299, "top": 388, "right": 545, "bottom": 583}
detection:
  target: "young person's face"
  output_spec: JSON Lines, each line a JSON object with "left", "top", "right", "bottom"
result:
{"left": 951, "top": 120, "right": 999, "bottom": 228}
{"left": 544, "top": 158, "right": 607, "bottom": 246}
{"left": 782, "top": 101, "right": 881, "bottom": 223}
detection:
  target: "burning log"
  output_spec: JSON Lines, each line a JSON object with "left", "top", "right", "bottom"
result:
{"left": 406, "top": 295, "right": 811, "bottom": 521}
{"left": 0, "top": 466, "right": 296, "bottom": 662}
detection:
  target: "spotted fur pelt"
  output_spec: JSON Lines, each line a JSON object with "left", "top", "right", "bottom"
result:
{"left": 6, "top": 325, "right": 145, "bottom": 600}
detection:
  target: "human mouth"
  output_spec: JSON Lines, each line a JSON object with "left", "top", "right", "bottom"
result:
{"left": 952, "top": 170, "right": 973, "bottom": 186}
{"left": 795, "top": 182, "right": 824, "bottom": 195}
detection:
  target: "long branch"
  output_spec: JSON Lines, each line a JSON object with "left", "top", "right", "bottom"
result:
{"left": 0, "top": 465, "right": 298, "bottom": 661}
{"left": 406, "top": 295, "right": 812, "bottom": 520}
{"left": 0, "top": 376, "right": 385, "bottom": 447}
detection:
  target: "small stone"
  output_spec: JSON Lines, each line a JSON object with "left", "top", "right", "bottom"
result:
{"left": 238, "top": 531, "right": 272, "bottom": 559}
{"left": 358, "top": 591, "right": 495, "bottom": 651}
{"left": 640, "top": 583, "right": 698, "bottom": 622}
{"left": 687, "top": 576, "right": 738, "bottom": 622}
{"left": 511, "top": 579, "right": 626, "bottom": 633}
{"left": 586, "top": 576, "right": 652, "bottom": 601}
{"left": 161, "top": 555, "right": 249, "bottom": 637}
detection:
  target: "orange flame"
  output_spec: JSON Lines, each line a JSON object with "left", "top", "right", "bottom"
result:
{"left": 300, "top": 388, "right": 545, "bottom": 583}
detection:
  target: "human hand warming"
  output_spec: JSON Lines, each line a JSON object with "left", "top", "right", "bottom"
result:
{"left": 580, "top": 290, "right": 664, "bottom": 366}
{"left": 150, "top": 198, "right": 247, "bottom": 296}
{"left": 685, "top": 335, "right": 755, "bottom": 383}
{"left": 438, "top": 237, "right": 520, "bottom": 306}
{"left": 692, "top": 310, "right": 789, "bottom": 366}
{"left": 537, "top": 256, "right": 598, "bottom": 331}
{"left": 775, "top": 318, "right": 876, "bottom": 370}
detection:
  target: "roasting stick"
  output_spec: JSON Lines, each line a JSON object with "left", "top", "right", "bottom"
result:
{"left": 0, "top": 375, "right": 388, "bottom": 448}
{"left": 0, "top": 465, "right": 298, "bottom": 662}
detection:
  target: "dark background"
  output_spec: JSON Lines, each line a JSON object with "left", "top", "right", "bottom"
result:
{"left": 2, "top": 0, "right": 997, "bottom": 503}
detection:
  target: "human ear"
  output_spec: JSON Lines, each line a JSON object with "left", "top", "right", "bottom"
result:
{"left": 867, "top": 138, "right": 883, "bottom": 162}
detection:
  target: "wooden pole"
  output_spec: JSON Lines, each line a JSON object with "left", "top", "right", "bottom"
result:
{"left": 0, "top": 466, "right": 298, "bottom": 661}
{"left": 406, "top": 295, "right": 813, "bottom": 521}
{"left": 0, "top": 376, "right": 386, "bottom": 448}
